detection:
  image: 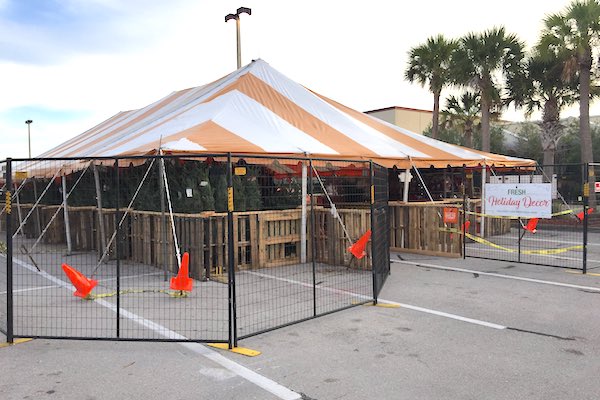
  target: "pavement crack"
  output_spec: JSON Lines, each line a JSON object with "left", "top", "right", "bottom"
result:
{"left": 507, "top": 327, "right": 575, "bottom": 341}
{"left": 578, "top": 289, "right": 600, "bottom": 294}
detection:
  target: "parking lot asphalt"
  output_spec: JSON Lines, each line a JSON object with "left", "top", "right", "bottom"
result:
{"left": 2, "top": 253, "right": 600, "bottom": 400}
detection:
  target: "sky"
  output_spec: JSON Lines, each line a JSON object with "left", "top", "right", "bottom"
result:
{"left": 0, "top": 0, "right": 593, "bottom": 161}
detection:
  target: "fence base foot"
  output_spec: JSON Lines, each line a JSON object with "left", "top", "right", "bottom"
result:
{"left": 0, "top": 338, "right": 33, "bottom": 348}
{"left": 354, "top": 301, "right": 400, "bottom": 308}
{"left": 207, "top": 343, "right": 261, "bottom": 357}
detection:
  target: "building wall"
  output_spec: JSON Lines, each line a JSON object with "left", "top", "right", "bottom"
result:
{"left": 366, "top": 107, "right": 433, "bottom": 135}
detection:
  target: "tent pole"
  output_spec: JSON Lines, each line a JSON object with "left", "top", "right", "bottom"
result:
{"left": 301, "top": 162, "right": 307, "bottom": 263}
{"left": 403, "top": 168, "right": 411, "bottom": 202}
{"left": 14, "top": 181, "right": 23, "bottom": 236}
{"left": 32, "top": 178, "right": 41, "bottom": 236}
{"left": 92, "top": 163, "right": 107, "bottom": 260}
{"left": 481, "top": 164, "right": 486, "bottom": 238}
{"left": 159, "top": 155, "right": 168, "bottom": 281}
{"left": 61, "top": 174, "right": 72, "bottom": 255}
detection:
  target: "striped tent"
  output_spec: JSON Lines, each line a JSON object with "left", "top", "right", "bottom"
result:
{"left": 38, "top": 59, "right": 534, "bottom": 168}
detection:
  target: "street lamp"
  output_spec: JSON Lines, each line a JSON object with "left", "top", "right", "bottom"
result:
{"left": 25, "top": 119, "right": 33, "bottom": 158}
{"left": 225, "top": 7, "right": 251, "bottom": 69}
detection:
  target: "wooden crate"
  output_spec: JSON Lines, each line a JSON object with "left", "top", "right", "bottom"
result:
{"left": 389, "top": 202, "right": 462, "bottom": 257}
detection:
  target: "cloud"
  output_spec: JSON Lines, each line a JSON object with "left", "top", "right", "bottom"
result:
{"left": 0, "top": 0, "right": 194, "bottom": 64}
{"left": 0, "top": 105, "right": 99, "bottom": 159}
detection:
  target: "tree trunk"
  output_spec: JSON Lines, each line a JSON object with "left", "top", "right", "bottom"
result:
{"left": 542, "top": 148, "right": 555, "bottom": 182}
{"left": 540, "top": 98, "right": 561, "bottom": 183}
{"left": 465, "top": 121, "right": 474, "bottom": 149}
{"left": 432, "top": 91, "right": 441, "bottom": 139}
{"left": 480, "top": 96, "right": 490, "bottom": 152}
{"left": 579, "top": 49, "right": 596, "bottom": 208}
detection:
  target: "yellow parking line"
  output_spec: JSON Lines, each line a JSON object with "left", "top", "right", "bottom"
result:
{"left": 565, "top": 270, "right": 600, "bottom": 277}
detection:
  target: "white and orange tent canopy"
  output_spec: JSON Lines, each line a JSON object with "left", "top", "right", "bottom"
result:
{"left": 36, "top": 59, "right": 534, "bottom": 169}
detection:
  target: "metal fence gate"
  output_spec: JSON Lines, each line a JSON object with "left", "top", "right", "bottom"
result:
{"left": 1, "top": 155, "right": 389, "bottom": 345}
{"left": 463, "top": 163, "right": 598, "bottom": 272}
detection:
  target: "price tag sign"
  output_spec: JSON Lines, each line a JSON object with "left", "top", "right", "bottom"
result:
{"left": 227, "top": 187, "right": 234, "bottom": 212}
{"left": 443, "top": 207, "right": 458, "bottom": 223}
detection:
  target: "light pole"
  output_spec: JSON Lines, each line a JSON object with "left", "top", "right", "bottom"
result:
{"left": 225, "top": 7, "right": 251, "bottom": 69}
{"left": 25, "top": 120, "right": 32, "bottom": 158}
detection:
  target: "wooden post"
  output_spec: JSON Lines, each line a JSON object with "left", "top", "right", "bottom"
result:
{"left": 92, "top": 163, "right": 107, "bottom": 258}
{"left": 61, "top": 175, "right": 72, "bottom": 255}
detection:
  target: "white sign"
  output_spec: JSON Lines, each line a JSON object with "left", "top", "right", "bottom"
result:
{"left": 596, "top": 182, "right": 600, "bottom": 193}
{"left": 485, "top": 183, "right": 552, "bottom": 218}
{"left": 490, "top": 174, "right": 557, "bottom": 199}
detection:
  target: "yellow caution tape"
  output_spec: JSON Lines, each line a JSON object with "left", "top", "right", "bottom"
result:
{"left": 521, "top": 245, "right": 583, "bottom": 255}
{"left": 440, "top": 228, "right": 583, "bottom": 255}
{"left": 85, "top": 288, "right": 186, "bottom": 300}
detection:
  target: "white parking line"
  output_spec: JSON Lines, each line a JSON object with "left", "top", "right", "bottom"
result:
{"left": 0, "top": 285, "right": 59, "bottom": 295}
{"left": 244, "top": 271, "right": 506, "bottom": 330}
{"left": 0, "top": 271, "right": 163, "bottom": 295}
{"left": 1, "top": 255, "right": 301, "bottom": 400}
{"left": 391, "top": 259, "right": 600, "bottom": 292}
{"left": 464, "top": 246, "right": 600, "bottom": 265}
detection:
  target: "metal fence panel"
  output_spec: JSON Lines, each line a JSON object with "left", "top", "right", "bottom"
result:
{"left": 372, "top": 162, "right": 390, "bottom": 299}
{"left": 1, "top": 159, "right": 8, "bottom": 336}
{"left": 464, "top": 164, "right": 594, "bottom": 271}
{"left": 1, "top": 155, "right": 390, "bottom": 343}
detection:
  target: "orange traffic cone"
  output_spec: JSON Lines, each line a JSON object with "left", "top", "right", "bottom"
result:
{"left": 462, "top": 220, "right": 471, "bottom": 233}
{"left": 170, "top": 252, "right": 193, "bottom": 292}
{"left": 62, "top": 263, "right": 98, "bottom": 298}
{"left": 524, "top": 218, "right": 539, "bottom": 234}
{"left": 576, "top": 208, "right": 594, "bottom": 221}
{"left": 452, "top": 220, "right": 471, "bottom": 239}
{"left": 348, "top": 230, "right": 371, "bottom": 259}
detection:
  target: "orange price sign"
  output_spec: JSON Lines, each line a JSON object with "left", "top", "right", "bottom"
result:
{"left": 443, "top": 207, "right": 458, "bottom": 224}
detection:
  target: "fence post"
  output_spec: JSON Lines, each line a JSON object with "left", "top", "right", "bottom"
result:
{"left": 583, "top": 163, "right": 589, "bottom": 274}
{"left": 115, "top": 159, "right": 121, "bottom": 337}
{"left": 227, "top": 153, "right": 237, "bottom": 348}
{"left": 309, "top": 159, "right": 317, "bottom": 317}
{"left": 6, "top": 158, "right": 13, "bottom": 343}
{"left": 370, "top": 161, "right": 377, "bottom": 305}
{"left": 518, "top": 171, "right": 522, "bottom": 263}
{"left": 462, "top": 165, "right": 466, "bottom": 260}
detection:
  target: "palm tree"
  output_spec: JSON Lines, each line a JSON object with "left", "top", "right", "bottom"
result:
{"left": 442, "top": 92, "right": 481, "bottom": 149}
{"left": 507, "top": 49, "right": 578, "bottom": 180}
{"left": 539, "top": 0, "right": 600, "bottom": 207}
{"left": 405, "top": 35, "right": 457, "bottom": 139}
{"left": 451, "top": 27, "right": 526, "bottom": 152}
